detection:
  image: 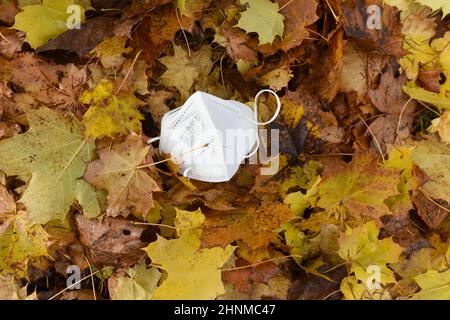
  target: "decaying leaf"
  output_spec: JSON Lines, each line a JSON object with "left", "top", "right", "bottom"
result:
{"left": 317, "top": 153, "right": 401, "bottom": 222}
{"left": 80, "top": 80, "right": 144, "bottom": 139}
{"left": 74, "top": 214, "right": 151, "bottom": 267}
{"left": 84, "top": 134, "right": 161, "bottom": 217}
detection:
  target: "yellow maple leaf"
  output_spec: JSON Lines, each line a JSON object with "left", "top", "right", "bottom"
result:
{"left": 12, "top": 0, "right": 86, "bottom": 49}
{"left": 0, "top": 212, "right": 49, "bottom": 278}
{"left": 338, "top": 221, "right": 403, "bottom": 284}
{"left": 80, "top": 80, "right": 144, "bottom": 139}
{"left": 143, "top": 208, "right": 235, "bottom": 299}
{"left": 317, "top": 153, "right": 401, "bottom": 222}
{"left": 110, "top": 263, "right": 161, "bottom": 300}
{"left": 159, "top": 45, "right": 199, "bottom": 101}
{"left": 235, "top": 0, "right": 285, "bottom": 45}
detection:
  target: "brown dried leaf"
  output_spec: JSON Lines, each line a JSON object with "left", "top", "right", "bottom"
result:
{"left": 84, "top": 134, "right": 161, "bottom": 218}
{"left": 74, "top": 214, "right": 152, "bottom": 267}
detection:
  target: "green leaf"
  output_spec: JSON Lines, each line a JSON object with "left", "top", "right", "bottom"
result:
{"left": 0, "top": 107, "right": 95, "bottom": 224}
{"left": 12, "top": 0, "right": 86, "bottom": 49}
{"left": 0, "top": 212, "right": 49, "bottom": 278}
{"left": 236, "top": 0, "right": 285, "bottom": 45}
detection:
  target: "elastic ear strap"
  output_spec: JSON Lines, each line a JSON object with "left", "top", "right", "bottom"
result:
{"left": 252, "top": 89, "right": 281, "bottom": 126}
{"left": 244, "top": 90, "right": 280, "bottom": 159}
{"left": 147, "top": 136, "right": 160, "bottom": 144}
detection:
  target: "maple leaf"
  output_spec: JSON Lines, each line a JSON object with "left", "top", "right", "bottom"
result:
{"left": 214, "top": 21, "right": 257, "bottom": 62}
{"left": 12, "top": 0, "right": 86, "bottom": 49}
{"left": 317, "top": 153, "right": 401, "bottom": 222}
{"left": 159, "top": 45, "right": 199, "bottom": 100}
{"left": 235, "top": 0, "right": 285, "bottom": 45}
{"left": 430, "top": 111, "right": 450, "bottom": 143}
{"left": 201, "top": 202, "right": 293, "bottom": 249}
{"left": 109, "top": 263, "right": 161, "bottom": 300}
{"left": 383, "top": 146, "right": 417, "bottom": 217}
{"left": 80, "top": 80, "right": 144, "bottom": 139}
{"left": 338, "top": 221, "right": 403, "bottom": 284}
{"left": 259, "top": 67, "right": 293, "bottom": 91}
{"left": 413, "top": 269, "right": 450, "bottom": 300}
{"left": 7, "top": 54, "right": 87, "bottom": 113}
{"left": 92, "top": 36, "right": 132, "bottom": 69}
{"left": 415, "top": 0, "right": 450, "bottom": 17}
{"left": 277, "top": 0, "right": 319, "bottom": 51}
{"left": 84, "top": 134, "right": 161, "bottom": 217}
{"left": 144, "top": 208, "right": 235, "bottom": 299}
{"left": 411, "top": 140, "right": 450, "bottom": 202}
{"left": 0, "top": 211, "right": 49, "bottom": 278}
{"left": 0, "top": 107, "right": 95, "bottom": 224}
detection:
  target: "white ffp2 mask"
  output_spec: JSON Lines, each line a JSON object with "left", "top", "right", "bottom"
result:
{"left": 149, "top": 90, "right": 280, "bottom": 183}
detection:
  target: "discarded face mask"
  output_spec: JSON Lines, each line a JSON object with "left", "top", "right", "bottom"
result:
{"left": 148, "top": 90, "right": 280, "bottom": 182}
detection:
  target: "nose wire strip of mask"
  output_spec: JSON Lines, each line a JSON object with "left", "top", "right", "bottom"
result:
{"left": 244, "top": 89, "right": 281, "bottom": 159}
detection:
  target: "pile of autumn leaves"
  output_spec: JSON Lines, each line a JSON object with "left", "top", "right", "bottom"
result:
{"left": 0, "top": 0, "right": 449, "bottom": 300}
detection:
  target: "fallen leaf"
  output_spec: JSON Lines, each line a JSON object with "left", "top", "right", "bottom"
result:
{"left": 84, "top": 134, "right": 160, "bottom": 217}
{"left": 158, "top": 45, "right": 199, "bottom": 100}
{"left": 235, "top": 0, "right": 285, "bottom": 45}
{"left": 0, "top": 211, "right": 49, "bottom": 278}
{"left": 278, "top": 0, "right": 319, "bottom": 51}
{"left": 0, "top": 107, "right": 95, "bottom": 224}
{"left": 144, "top": 208, "right": 235, "bottom": 299}
{"left": 74, "top": 214, "right": 152, "bottom": 267}
{"left": 338, "top": 221, "right": 403, "bottom": 284}
{"left": 430, "top": 111, "right": 450, "bottom": 143}
{"left": 413, "top": 269, "right": 450, "bottom": 300}
{"left": 109, "top": 263, "right": 161, "bottom": 300}
{"left": 12, "top": 0, "right": 86, "bottom": 49}
{"left": 201, "top": 202, "right": 293, "bottom": 249}
{"left": 259, "top": 67, "right": 293, "bottom": 91}
{"left": 411, "top": 140, "right": 450, "bottom": 202}
{"left": 80, "top": 80, "right": 144, "bottom": 139}
{"left": 317, "top": 152, "right": 401, "bottom": 223}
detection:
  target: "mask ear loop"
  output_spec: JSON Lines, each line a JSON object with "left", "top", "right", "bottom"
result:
{"left": 147, "top": 137, "right": 160, "bottom": 144}
{"left": 244, "top": 89, "right": 281, "bottom": 159}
